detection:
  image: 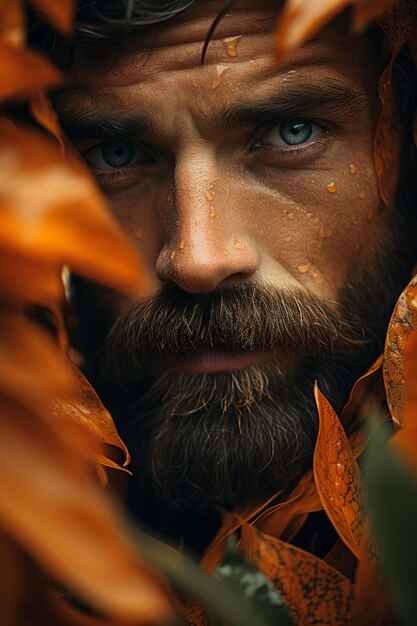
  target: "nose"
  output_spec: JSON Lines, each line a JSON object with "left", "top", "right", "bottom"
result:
{"left": 156, "top": 152, "right": 259, "bottom": 293}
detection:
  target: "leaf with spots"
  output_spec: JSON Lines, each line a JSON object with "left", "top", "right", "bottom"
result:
{"left": 313, "top": 384, "right": 367, "bottom": 560}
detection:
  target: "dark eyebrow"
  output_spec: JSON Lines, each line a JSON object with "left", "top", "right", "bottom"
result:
{"left": 56, "top": 81, "right": 365, "bottom": 143}
{"left": 56, "top": 107, "right": 159, "bottom": 142}
{"left": 216, "top": 82, "right": 366, "bottom": 131}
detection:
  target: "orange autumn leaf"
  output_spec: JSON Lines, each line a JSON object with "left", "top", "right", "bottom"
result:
{"left": 313, "top": 384, "right": 367, "bottom": 560}
{"left": 0, "top": 119, "right": 147, "bottom": 299}
{"left": 29, "top": 0, "right": 74, "bottom": 34}
{"left": 0, "top": 312, "right": 70, "bottom": 409}
{"left": 0, "top": 43, "right": 60, "bottom": 100}
{"left": 389, "top": 309, "right": 417, "bottom": 479}
{"left": 30, "top": 92, "right": 65, "bottom": 149}
{"left": 383, "top": 273, "right": 417, "bottom": 427}
{"left": 0, "top": 249, "right": 64, "bottom": 302}
{"left": 275, "top": 0, "right": 396, "bottom": 61}
{"left": 0, "top": 393, "right": 173, "bottom": 623}
{"left": 0, "top": 0, "right": 24, "bottom": 47}
{"left": 52, "top": 358, "right": 131, "bottom": 472}
{"left": 242, "top": 524, "right": 355, "bottom": 626}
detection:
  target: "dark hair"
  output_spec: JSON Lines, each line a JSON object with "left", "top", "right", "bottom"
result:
{"left": 72, "top": 0, "right": 200, "bottom": 45}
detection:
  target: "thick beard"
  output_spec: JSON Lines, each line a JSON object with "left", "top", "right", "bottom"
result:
{"left": 95, "top": 284, "right": 368, "bottom": 513}
{"left": 83, "top": 193, "right": 416, "bottom": 515}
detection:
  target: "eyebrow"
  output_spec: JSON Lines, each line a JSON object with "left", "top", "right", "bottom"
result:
{"left": 57, "top": 82, "right": 366, "bottom": 142}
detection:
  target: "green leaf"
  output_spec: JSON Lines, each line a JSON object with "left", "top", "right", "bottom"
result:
{"left": 129, "top": 525, "right": 278, "bottom": 626}
{"left": 363, "top": 421, "right": 417, "bottom": 626}
{"left": 211, "top": 536, "right": 295, "bottom": 626}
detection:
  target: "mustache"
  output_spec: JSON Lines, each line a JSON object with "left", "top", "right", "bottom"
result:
{"left": 100, "top": 282, "right": 366, "bottom": 385}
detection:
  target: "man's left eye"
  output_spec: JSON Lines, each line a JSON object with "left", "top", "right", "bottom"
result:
{"left": 256, "top": 121, "right": 323, "bottom": 147}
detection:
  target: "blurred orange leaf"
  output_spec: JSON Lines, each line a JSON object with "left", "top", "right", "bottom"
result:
{"left": 0, "top": 392, "right": 173, "bottom": 622}
{"left": 29, "top": 0, "right": 75, "bottom": 34}
{"left": 0, "top": 43, "right": 60, "bottom": 100}
{"left": 0, "top": 119, "right": 146, "bottom": 301}
{"left": 275, "top": 0, "right": 396, "bottom": 61}
{"left": 31, "top": 92, "right": 65, "bottom": 149}
{"left": 0, "top": 0, "right": 24, "bottom": 47}
{"left": 0, "top": 312, "right": 69, "bottom": 408}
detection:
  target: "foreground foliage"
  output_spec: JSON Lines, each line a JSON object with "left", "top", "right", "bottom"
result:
{"left": 0, "top": 1, "right": 416, "bottom": 625}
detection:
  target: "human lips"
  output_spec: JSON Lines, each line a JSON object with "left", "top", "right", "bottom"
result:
{"left": 168, "top": 350, "right": 269, "bottom": 373}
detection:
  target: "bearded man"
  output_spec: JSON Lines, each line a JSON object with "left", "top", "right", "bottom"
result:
{"left": 33, "top": 0, "right": 417, "bottom": 618}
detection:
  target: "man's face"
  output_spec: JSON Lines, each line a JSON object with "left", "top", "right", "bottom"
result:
{"left": 56, "top": 0, "right": 411, "bottom": 512}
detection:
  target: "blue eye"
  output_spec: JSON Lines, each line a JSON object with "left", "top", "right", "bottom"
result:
{"left": 84, "top": 141, "right": 152, "bottom": 169}
{"left": 258, "top": 121, "right": 323, "bottom": 148}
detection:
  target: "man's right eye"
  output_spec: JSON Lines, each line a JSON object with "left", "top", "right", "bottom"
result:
{"left": 83, "top": 141, "right": 153, "bottom": 170}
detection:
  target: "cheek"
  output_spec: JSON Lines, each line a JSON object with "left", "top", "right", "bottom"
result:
{"left": 106, "top": 180, "right": 172, "bottom": 267}
{"left": 239, "top": 156, "right": 382, "bottom": 299}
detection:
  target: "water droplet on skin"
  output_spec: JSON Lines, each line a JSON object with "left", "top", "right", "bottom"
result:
{"left": 170, "top": 250, "right": 176, "bottom": 260}
{"left": 135, "top": 228, "right": 144, "bottom": 240}
{"left": 249, "top": 59, "right": 259, "bottom": 67}
{"left": 319, "top": 227, "right": 333, "bottom": 238}
{"left": 222, "top": 35, "right": 243, "bottom": 58}
{"left": 210, "top": 206, "right": 220, "bottom": 219}
{"left": 234, "top": 241, "right": 246, "bottom": 250}
{"left": 211, "top": 65, "right": 230, "bottom": 90}
{"left": 297, "top": 262, "right": 312, "bottom": 274}
{"left": 283, "top": 235, "right": 292, "bottom": 243}
{"left": 367, "top": 209, "right": 376, "bottom": 220}
{"left": 327, "top": 182, "right": 337, "bottom": 193}
{"left": 224, "top": 249, "right": 229, "bottom": 256}
{"left": 336, "top": 440, "right": 342, "bottom": 451}
{"left": 359, "top": 191, "right": 366, "bottom": 199}
{"left": 366, "top": 168, "right": 372, "bottom": 178}
{"left": 162, "top": 249, "right": 168, "bottom": 259}
{"left": 336, "top": 462, "right": 344, "bottom": 474}
{"left": 307, "top": 212, "right": 313, "bottom": 219}
{"left": 288, "top": 212, "right": 294, "bottom": 220}
{"left": 179, "top": 240, "right": 185, "bottom": 250}
{"left": 206, "top": 191, "right": 215, "bottom": 202}
{"left": 350, "top": 164, "right": 358, "bottom": 175}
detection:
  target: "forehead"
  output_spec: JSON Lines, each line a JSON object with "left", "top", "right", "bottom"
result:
{"left": 64, "top": 0, "right": 376, "bottom": 87}
{"left": 61, "top": 0, "right": 380, "bottom": 125}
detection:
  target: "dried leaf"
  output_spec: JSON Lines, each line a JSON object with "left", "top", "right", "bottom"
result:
{"left": 29, "top": 0, "right": 74, "bottom": 34}
{"left": 0, "top": 393, "right": 173, "bottom": 622}
{"left": 313, "top": 384, "right": 367, "bottom": 560}
{"left": 0, "top": 43, "right": 60, "bottom": 100}
{"left": 0, "top": 119, "right": 147, "bottom": 300}
{"left": 52, "top": 358, "right": 131, "bottom": 471}
{"left": 383, "top": 273, "right": 417, "bottom": 427}
{"left": 240, "top": 524, "right": 355, "bottom": 626}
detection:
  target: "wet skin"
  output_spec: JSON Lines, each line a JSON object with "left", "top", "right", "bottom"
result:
{"left": 56, "top": 0, "right": 388, "bottom": 373}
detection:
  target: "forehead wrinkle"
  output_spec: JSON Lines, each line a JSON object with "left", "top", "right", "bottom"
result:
{"left": 69, "top": 6, "right": 350, "bottom": 83}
